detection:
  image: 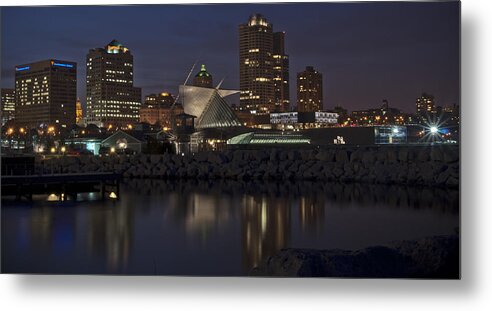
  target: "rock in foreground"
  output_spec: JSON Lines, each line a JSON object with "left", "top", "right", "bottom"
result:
{"left": 251, "top": 235, "right": 459, "bottom": 278}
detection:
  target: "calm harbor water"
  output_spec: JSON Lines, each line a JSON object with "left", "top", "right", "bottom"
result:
{"left": 2, "top": 179, "right": 459, "bottom": 276}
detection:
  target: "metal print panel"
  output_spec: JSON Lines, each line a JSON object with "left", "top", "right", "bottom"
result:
{"left": 0, "top": 1, "right": 460, "bottom": 278}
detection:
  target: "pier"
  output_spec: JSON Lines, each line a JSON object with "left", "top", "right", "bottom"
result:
{"left": 1, "top": 172, "right": 121, "bottom": 201}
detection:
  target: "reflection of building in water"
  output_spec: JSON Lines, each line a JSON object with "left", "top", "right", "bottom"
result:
{"left": 28, "top": 205, "right": 78, "bottom": 257}
{"left": 299, "top": 196, "right": 325, "bottom": 234}
{"left": 185, "top": 194, "right": 232, "bottom": 239}
{"left": 169, "top": 191, "right": 233, "bottom": 244}
{"left": 28, "top": 207, "right": 55, "bottom": 251}
{"left": 241, "top": 195, "right": 291, "bottom": 272}
{"left": 86, "top": 203, "right": 133, "bottom": 272}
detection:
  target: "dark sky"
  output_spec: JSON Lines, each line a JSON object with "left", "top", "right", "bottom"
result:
{"left": 1, "top": 2, "right": 459, "bottom": 113}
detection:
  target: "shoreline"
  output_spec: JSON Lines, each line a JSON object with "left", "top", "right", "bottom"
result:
{"left": 33, "top": 145, "right": 459, "bottom": 188}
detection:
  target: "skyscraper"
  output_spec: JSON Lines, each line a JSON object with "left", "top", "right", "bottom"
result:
{"left": 297, "top": 66, "right": 323, "bottom": 112}
{"left": 1, "top": 88, "right": 15, "bottom": 126}
{"left": 273, "top": 32, "right": 290, "bottom": 112}
{"left": 14, "top": 60, "right": 77, "bottom": 128}
{"left": 86, "top": 40, "right": 141, "bottom": 128}
{"left": 239, "top": 14, "right": 275, "bottom": 114}
{"left": 416, "top": 93, "right": 436, "bottom": 118}
{"left": 193, "top": 64, "right": 213, "bottom": 88}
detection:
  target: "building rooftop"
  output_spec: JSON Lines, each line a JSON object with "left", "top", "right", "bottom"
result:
{"left": 195, "top": 64, "right": 211, "bottom": 78}
{"left": 106, "top": 39, "right": 129, "bottom": 54}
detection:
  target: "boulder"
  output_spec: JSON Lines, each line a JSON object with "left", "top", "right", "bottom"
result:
{"left": 251, "top": 235, "right": 459, "bottom": 278}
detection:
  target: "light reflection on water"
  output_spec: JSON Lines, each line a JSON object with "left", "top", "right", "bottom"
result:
{"left": 1, "top": 179, "right": 458, "bottom": 276}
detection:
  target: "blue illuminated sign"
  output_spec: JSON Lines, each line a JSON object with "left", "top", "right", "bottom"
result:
{"left": 53, "top": 62, "right": 74, "bottom": 68}
{"left": 16, "top": 66, "right": 30, "bottom": 71}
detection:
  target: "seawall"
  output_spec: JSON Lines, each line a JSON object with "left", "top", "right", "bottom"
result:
{"left": 35, "top": 145, "right": 459, "bottom": 188}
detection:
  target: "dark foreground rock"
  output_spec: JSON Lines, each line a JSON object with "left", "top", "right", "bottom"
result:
{"left": 250, "top": 235, "right": 459, "bottom": 278}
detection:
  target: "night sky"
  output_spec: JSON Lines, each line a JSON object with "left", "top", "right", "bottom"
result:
{"left": 1, "top": 2, "right": 459, "bottom": 113}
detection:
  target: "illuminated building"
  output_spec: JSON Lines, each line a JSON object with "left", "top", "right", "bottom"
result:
{"left": 75, "top": 98, "right": 83, "bottom": 124}
{"left": 139, "top": 92, "right": 182, "bottom": 127}
{"left": 239, "top": 14, "right": 275, "bottom": 114}
{"left": 297, "top": 66, "right": 323, "bottom": 112}
{"left": 351, "top": 100, "right": 408, "bottom": 126}
{"left": 1, "top": 88, "right": 15, "bottom": 126}
{"left": 86, "top": 40, "right": 142, "bottom": 128}
{"left": 14, "top": 59, "right": 77, "bottom": 128}
{"left": 227, "top": 131, "right": 310, "bottom": 145}
{"left": 273, "top": 32, "right": 290, "bottom": 112}
{"left": 193, "top": 64, "right": 213, "bottom": 88}
{"left": 304, "top": 125, "right": 409, "bottom": 145}
{"left": 180, "top": 85, "right": 242, "bottom": 129}
{"left": 416, "top": 93, "right": 436, "bottom": 118}
{"left": 269, "top": 111, "right": 338, "bottom": 129}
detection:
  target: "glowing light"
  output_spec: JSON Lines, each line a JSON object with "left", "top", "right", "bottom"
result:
{"left": 60, "top": 146, "right": 66, "bottom": 153}
{"left": 430, "top": 126, "right": 438, "bottom": 134}
{"left": 19, "top": 127, "right": 25, "bottom": 134}
{"left": 16, "top": 66, "right": 30, "bottom": 71}
{"left": 50, "top": 147, "right": 56, "bottom": 153}
{"left": 47, "top": 193, "right": 59, "bottom": 201}
{"left": 392, "top": 128, "right": 399, "bottom": 134}
{"left": 109, "top": 192, "right": 118, "bottom": 199}
{"left": 7, "top": 128, "right": 14, "bottom": 135}
{"left": 110, "top": 147, "right": 116, "bottom": 153}
{"left": 52, "top": 62, "right": 74, "bottom": 68}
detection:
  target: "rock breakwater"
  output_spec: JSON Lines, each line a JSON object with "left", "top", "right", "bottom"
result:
{"left": 35, "top": 145, "right": 459, "bottom": 188}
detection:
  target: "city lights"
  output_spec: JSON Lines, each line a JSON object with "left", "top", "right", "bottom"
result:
{"left": 430, "top": 126, "right": 439, "bottom": 134}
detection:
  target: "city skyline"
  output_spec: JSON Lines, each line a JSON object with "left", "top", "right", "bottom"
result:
{"left": 1, "top": 2, "right": 459, "bottom": 113}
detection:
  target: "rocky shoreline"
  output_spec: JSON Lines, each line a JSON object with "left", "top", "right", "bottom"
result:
{"left": 35, "top": 145, "right": 459, "bottom": 188}
{"left": 250, "top": 235, "right": 459, "bottom": 278}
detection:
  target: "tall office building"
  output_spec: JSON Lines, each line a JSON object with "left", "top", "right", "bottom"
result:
{"left": 239, "top": 14, "right": 277, "bottom": 114}
{"left": 14, "top": 60, "right": 77, "bottom": 128}
{"left": 416, "top": 93, "right": 436, "bottom": 118}
{"left": 86, "top": 40, "right": 141, "bottom": 128}
{"left": 193, "top": 64, "right": 213, "bottom": 88}
{"left": 273, "top": 32, "right": 290, "bottom": 112}
{"left": 1, "top": 88, "right": 15, "bottom": 126}
{"left": 297, "top": 66, "right": 323, "bottom": 112}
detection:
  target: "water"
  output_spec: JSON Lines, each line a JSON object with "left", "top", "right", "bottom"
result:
{"left": 1, "top": 179, "right": 459, "bottom": 276}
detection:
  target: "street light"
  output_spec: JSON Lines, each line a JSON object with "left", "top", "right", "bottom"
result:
{"left": 60, "top": 146, "right": 66, "bottom": 153}
{"left": 430, "top": 126, "right": 438, "bottom": 134}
